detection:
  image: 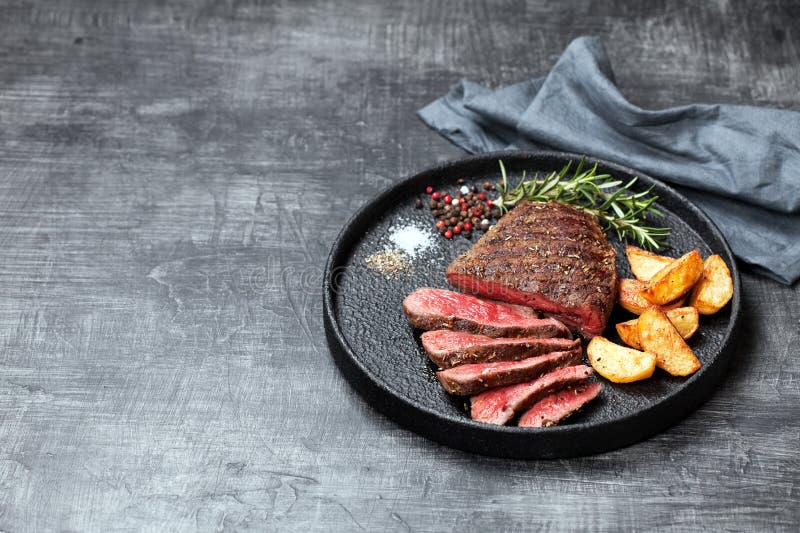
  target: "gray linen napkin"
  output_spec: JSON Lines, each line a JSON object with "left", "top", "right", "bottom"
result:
{"left": 418, "top": 36, "right": 800, "bottom": 284}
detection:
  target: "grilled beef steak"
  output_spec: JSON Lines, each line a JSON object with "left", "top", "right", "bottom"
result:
{"left": 517, "top": 382, "right": 602, "bottom": 427}
{"left": 470, "top": 365, "right": 593, "bottom": 425}
{"left": 402, "top": 287, "right": 571, "bottom": 338}
{"left": 446, "top": 201, "right": 618, "bottom": 337}
{"left": 435, "top": 349, "right": 582, "bottom": 395}
{"left": 421, "top": 330, "right": 580, "bottom": 369}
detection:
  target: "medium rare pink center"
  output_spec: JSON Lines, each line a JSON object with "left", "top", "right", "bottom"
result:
{"left": 416, "top": 288, "right": 535, "bottom": 325}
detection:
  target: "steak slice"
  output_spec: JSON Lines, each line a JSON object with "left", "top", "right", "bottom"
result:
{"left": 446, "top": 201, "right": 618, "bottom": 338}
{"left": 517, "top": 382, "right": 602, "bottom": 427}
{"left": 402, "top": 287, "right": 571, "bottom": 338}
{"left": 435, "top": 349, "right": 583, "bottom": 395}
{"left": 421, "top": 330, "right": 580, "bottom": 369}
{"left": 470, "top": 365, "right": 593, "bottom": 425}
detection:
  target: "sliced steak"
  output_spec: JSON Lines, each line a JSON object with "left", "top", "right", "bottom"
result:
{"left": 421, "top": 330, "right": 580, "bottom": 369}
{"left": 435, "top": 349, "right": 583, "bottom": 395}
{"left": 446, "top": 201, "right": 618, "bottom": 338}
{"left": 470, "top": 365, "right": 593, "bottom": 425}
{"left": 402, "top": 287, "right": 571, "bottom": 339}
{"left": 517, "top": 382, "right": 602, "bottom": 428}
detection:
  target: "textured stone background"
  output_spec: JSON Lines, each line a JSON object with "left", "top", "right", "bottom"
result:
{"left": 0, "top": 1, "right": 797, "bottom": 531}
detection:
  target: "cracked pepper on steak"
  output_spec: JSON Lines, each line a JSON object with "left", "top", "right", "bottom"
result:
{"left": 445, "top": 201, "right": 618, "bottom": 338}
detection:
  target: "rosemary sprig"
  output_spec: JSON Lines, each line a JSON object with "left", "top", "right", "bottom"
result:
{"left": 495, "top": 158, "right": 670, "bottom": 250}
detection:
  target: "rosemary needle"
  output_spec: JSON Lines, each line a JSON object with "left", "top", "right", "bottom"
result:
{"left": 495, "top": 158, "right": 670, "bottom": 250}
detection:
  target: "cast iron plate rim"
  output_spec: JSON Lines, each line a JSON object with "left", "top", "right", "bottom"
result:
{"left": 323, "top": 150, "right": 741, "bottom": 456}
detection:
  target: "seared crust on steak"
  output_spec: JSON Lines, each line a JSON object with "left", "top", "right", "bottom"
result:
{"left": 446, "top": 201, "right": 617, "bottom": 337}
{"left": 470, "top": 365, "right": 594, "bottom": 425}
{"left": 517, "top": 382, "right": 602, "bottom": 427}
{"left": 421, "top": 330, "right": 581, "bottom": 369}
{"left": 435, "top": 349, "right": 583, "bottom": 395}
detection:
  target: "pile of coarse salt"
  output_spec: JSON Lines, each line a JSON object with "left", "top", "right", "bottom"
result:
{"left": 387, "top": 222, "right": 434, "bottom": 260}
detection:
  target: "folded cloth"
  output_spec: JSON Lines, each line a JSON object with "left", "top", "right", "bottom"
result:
{"left": 418, "top": 36, "right": 800, "bottom": 284}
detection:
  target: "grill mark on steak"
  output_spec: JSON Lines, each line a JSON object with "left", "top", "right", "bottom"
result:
{"left": 470, "top": 365, "right": 594, "bottom": 425}
{"left": 517, "top": 382, "right": 602, "bottom": 428}
{"left": 421, "top": 330, "right": 580, "bottom": 369}
{"left": 502, "top": 212, "right": 604, "bottom": 238}
{"left": 446, "top": 201, "right": 618, "bottom": 337}
{"left": 435, "top": 349, "right": 583, "bottom": 395}
{"left": 402, "top": 287, "right": 571, "bottom": 339}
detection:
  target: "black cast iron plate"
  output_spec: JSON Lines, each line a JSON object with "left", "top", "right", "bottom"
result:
{"left": 323, "top": 151, "right": 740, "bottom": 459}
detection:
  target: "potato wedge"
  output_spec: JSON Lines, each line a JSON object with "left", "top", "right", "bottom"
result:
{"left": 617, "top": 278, "right": 686, "bottom": 315}
{"left": 615, "top": 320, "right": 642, "bottom": 350}
{"left": 641, "top": 249, "right": 704, "bottom": 305}
{"left": 615, "top": 307, "right": 699, "bottom": 350}
{"left": 638, "top": 309, "right": 701, "bottom": 376}
{"left": 587, "top": 336, "right": 656, "bottom": 383}
{"left": 625, "top": 245, "right": 675, "bottom": 281}
{"left": 688, "top": 254, "right": 734, "bottom": 315}
{"left": 665, "top": 307, "right": 700, "bottom": 339}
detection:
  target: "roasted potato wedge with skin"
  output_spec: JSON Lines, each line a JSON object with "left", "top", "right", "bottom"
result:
{"left": 665, "top": 307, "right": 700, "bottom": 339}
{"left": 617, "top": 278, "right": 687, "bottom": 315}
{"left": 616, "top": 307, "right": 699, "bottom": 350}
{"left": 638, "top": 309, "right": 701, "bottom": 377}
{"left": 615, "top": 320, "right": 642, "bottom": 350}
{"left": 587, "top": 337, "right": 656, "bottom": 383}
{"left": 689, "top": 254, "right": 734, "bottom": 315}
{"left": 625, "top": 245, "right": 675, "bottom": 281}
{"left": 641, "top": 249, "right": 704, "bottom": 305}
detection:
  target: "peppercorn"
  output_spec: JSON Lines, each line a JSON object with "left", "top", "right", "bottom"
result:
{"left": 491, "top": 207, "right": 501, "bottom": 218}
{"left": 453, "top": 225, "right": 461, "bottom": 234}
{"left": 432, "top": 209, "right": 441, "bottom": 217}
{"left": 449, "top": 216, "right": 457, "bottom": 225}
{"left": 429, "top": 200, "right": 437, "bottom": 209}
{"left": 415, "top": 198, "right": 423, "bottom": 208}
{"left": 486, "top": 199, "right": 493, "bottom": 208}
{"left": 457, "top": 178, "right": 465, "bottom": 184}
{"left": 460, "top": 210, "right": 468, "bottom": 218}
{"left": 478, "top": 192, "right": 487, "bottom": 201}
{"left": 444, "top": 204, "right": 452, "bottom": 212}
{"left": 436, "top": 220, "right": 445, "bottom": 228}
{"left": 444, "top": 230, "right": 453, "bottom": 239}
{"left": 463, "top": 222, "right": 473, "bottom": 231}
{"left": 483, "top": 181, "right": 492, "bottom": 190}
{"left": 426, "top": 186, "right": 434, "bottom": 194}
{"left": 431, "top": 192, "right": 440, "bottom": 200}
{"left": 443, "top": 195, "right": 452, "bottom": 204}
{"left": 480, "top": 218, "right": 490, "bottom": 230}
